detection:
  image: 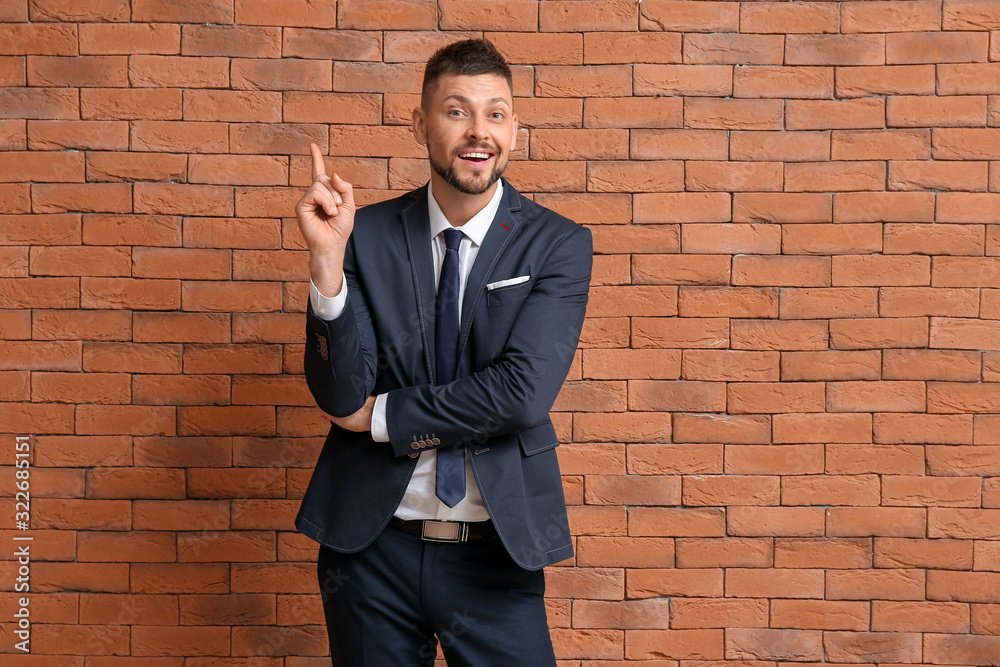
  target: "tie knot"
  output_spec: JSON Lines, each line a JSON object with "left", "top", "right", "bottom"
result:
{"left": 442, "top": 228, "right": 463, "bottom": 251}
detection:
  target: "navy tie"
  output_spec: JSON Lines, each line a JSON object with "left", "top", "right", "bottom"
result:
{"left": 435, "top": 228, "right": 465, "bottom": 507}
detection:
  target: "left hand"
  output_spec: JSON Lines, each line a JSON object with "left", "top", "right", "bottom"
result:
{"left": 331, "top": 395, "right": 376, "bottom": 432}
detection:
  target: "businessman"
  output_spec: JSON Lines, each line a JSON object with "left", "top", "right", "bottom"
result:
{"left": 294, "top": 39, "right": 592, "bottom": 666}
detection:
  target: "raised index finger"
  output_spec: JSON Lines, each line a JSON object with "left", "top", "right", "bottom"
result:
{"left": 309, "top": 143, "right": 326, "bottom": 182}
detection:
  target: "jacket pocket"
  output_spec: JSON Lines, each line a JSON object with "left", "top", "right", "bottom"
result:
{"left": 518, "top": 420, "right": 559, "bottom": 456}
{"left": 487, "top": 280, "right": 531, "bottom": 306}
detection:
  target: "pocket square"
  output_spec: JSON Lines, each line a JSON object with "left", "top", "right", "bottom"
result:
{"left": 487, "top": 275, "right": 530, "bottom": 290}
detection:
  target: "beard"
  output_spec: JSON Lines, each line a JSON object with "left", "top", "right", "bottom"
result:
{"left": 429, "top": 144, "right": 507, "bottom": 196}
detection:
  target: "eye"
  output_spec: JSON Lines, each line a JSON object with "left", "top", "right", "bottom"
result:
{"left": 490, "top": 112, "right": 505, "bottom": 119}
{"left": 448, "top": 108, "right": 465, "bottom": 117}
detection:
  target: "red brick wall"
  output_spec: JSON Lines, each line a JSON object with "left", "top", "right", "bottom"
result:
{"left": 2, "top": 0, "right": 1000, "bottom": 664}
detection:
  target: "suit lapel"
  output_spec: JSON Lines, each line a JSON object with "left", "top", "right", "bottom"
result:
{"left": 457, "top": 180, "right": 522, "bottom": 358}
{"left": 400, "top": 186, "right": 438, "bottom": 384}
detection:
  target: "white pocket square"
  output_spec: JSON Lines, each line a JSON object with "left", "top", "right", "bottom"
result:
{"left": 487, "top": 275, "right": 530, "bottom": 290}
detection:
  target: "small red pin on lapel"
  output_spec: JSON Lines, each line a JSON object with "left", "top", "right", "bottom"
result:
{"left": 499, "top": 222, "right": 510, "bottom": 230}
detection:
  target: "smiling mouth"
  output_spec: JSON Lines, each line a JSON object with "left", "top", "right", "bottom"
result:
{"left": 457, "top": 148, "right": 495, "bottom": 166}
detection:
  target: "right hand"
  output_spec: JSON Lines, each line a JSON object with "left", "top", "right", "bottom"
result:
{"left": 295, "top": 143, "right": 356, "bottom": 255}
{"left": 296, "top": 143, "right": 356, "bottom": 295}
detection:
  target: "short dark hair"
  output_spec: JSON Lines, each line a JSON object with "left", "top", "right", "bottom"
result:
{"left": 421, "top": 39, "right": 513, "bottom": 109}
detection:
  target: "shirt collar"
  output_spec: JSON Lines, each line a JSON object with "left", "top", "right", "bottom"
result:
{"left": 427, "top": 178, "right": 504, "bottom": 247}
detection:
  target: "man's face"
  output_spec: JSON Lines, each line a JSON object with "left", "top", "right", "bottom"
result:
{"left": 412, "top": 72, "right": 518, "bottom": 197}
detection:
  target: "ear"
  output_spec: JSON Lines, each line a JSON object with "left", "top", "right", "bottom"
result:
{"left": 411, "top": 106, "right": 427, "bottom": 146}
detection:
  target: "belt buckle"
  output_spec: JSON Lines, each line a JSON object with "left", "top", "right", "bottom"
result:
{"left": 420, "top": 520, "right": 468, "bottom": 543}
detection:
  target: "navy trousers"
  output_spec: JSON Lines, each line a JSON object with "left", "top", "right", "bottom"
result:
{"left": 317, "top": 523, "right": 557, "bottom": 666}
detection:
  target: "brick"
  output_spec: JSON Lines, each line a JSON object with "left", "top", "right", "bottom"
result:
{"left": 882, "top": 475, "right": 982, "bottom": 507}
{"left": 629, "top": 507, "right": 724, "bottom": 538}
{"left": 842, "top": 1, "right": 942, "bottom": 33}
{"left": 889, "top": 95, "right": 987, "bottom": 127}
{"left": 576, "top": 536, "right": 673, "bottom": 568}
{"left": 925, "top": 634, "right": 1000, "bottom": 665}
{"left": 786, "top": 98, "right": 884, "bottom": 131}
{"left": 828, "top": 507, "right": 927, "bottom": 538}
{"left": 183, "top": 344, "right": 282, "bottom": 374}
{"left": 882, "top": 287, "right": 978, "bottom": 318}
{"left": 682, "top": 350, "right": 779, "bottom": 383}
{"left": 80, "top": 23, "right": 179, "bottom": 55}
{"left": 885, "top": 222, "right": 985, "bottom": 255}
{"left": 29, "top": 0, "right": 130, "bottom": 21}
{"left": 733, "top": 193, "right": 831, "bottom": 223}
{"left": 731, "top": 319, "right": 829, "bottom": 351}
{"left": 726, "top": 628, "right": 822, "bottom": 661}
{"left": 877, "top": 526, "right": 973, "bottom": 564}
{"left": 686, "top": 162, "right": 782, "bottom": 192}
{"left": 773, "top": 413, "right": 872, "bottom": 444}
{"left": 86, "top": 151, "right": 187, "bottom": 184}
{"left": 887, "top": 31, "right": 988, "bottom": 64}
{"left": 631, "top": 316, "right": 729, "bottom": 350}
{"left": 780, "top": 287, "right": 876, "bottom": 319}
{"left": 585, "top": 162, "right": 682, "bottom": 194}
{"left": 86, "top": 467, "right": 186, "bottom": 500}
{"left": 774, "top": 537, "right": 872, "bottom": 570}
{"left": 938, "top": 63, "right": 1000, "bottom": 95}
{"left": 32, "top": 309, "right": 131, "bottom": 343}
{"left": 872, "top": 600, "right": 970, "bottom": 632}
{"left": 783, "top": 223, "right": 883, "bottom": 255}
{"left": 671, "top": 598, "right": 767, "bottom": 629}
{"left": 387, "top": 31, "right": 484, "bottom": 63}
{"left": 788, "top": 34, "right": 885, "bottom": 66}
{"left": 674, "top": 536, "right": 770, "bottom": 568}
{"left": 827, "top": 443, "right": 924, "bottom": 476}
{"left": 740, "top": 2, "right": 838, "bottom": 34}
{"left": 32, "top": 182, "right": 132, "bottom": 214}
{"left": 632, "top": 129, "right": 728, "bottom": 161}
{"left": 530, "top": 129, "right": 628, "bottom": 160}
{"left": 633, "top": 64, "right": 731, "bottom": 97}
{"left": 639, "top": 1, "right": 738, "bottom": 32}
{"left": 0, "top": 119, "right": 26, "bottom": 150}
{"left": 438, "top": 0, "right": 537, "bottom": 31}
{"left": 786, "top": 162, "right": 886, "bottom": 193}
{"left": 824, "top": 631, "right": 922, "bottom": 663}
{"left": 76, "top": 404, "right": 175, "bottom": 436}
{"left": 183, "top": 90, "right": 282, "bottom": 123}
{"left": 732, "top": 256, "right": 830, "bottom": 288}
{"left": 733, "top": 66, "right": 833, "bottom": 99}
{"left": 82, "top": 214, "right": 180, "bottom": 247}
{"left": 832, "top": 129, "right": 930, "bottom": 161}
{"left": 81, "top": 88, "right": 181, "bottom": 120}
{"left": 836, "top": 65, "right": 936, "bottom": 97}
{"left": 772, "top": 599, "right": 869, "bottom": 631}
{"left": 233, "top": 58, "right": 331, "bottom": 92}
{"left": 584, "top": 32, "right": 680, "bottom": 64}
{"left": 31, "top": 372, "right": 130, "bottom": 404}
{"left": 673, "top": 413, "right": 771, "bottom": 445}
{"left": 726, "top": 505, "right": 823, "bottom": 540}
{"left": 684, "top": 34, "right": 782, "bottom": 65}
{"left": 831, "top": 316, "right": 929, "bottom": 350}
{"left": 235, "top": 0, "right": 336, "bottom": 27}
{"left": 581, "top": 349, "right": 679, "bottom": 380}
{"left": 627, "top": 569, "right": 723, "bottom": 598}
{"left": 179, "top": 592, "right": 275, "bottom": 624}
{"left": 927, "top": 569, "right": 1000, "bottom": 599}
{"left": 876, "top": 413, "right": 973, "bottom": 445}
{"left": 28, "top": 119, "right": 123, "bottom": 150}
{"left": 573, "top": 411, "right": 671, "bottom": 443}
{"left": 131, "top": 0, "right": 232, "bottom": 23}
{"left": 128, "top": 55, "right": 227, "bottom": 88}
{"left": 337, "top": 0, "right": 436, "bottom": 30}
{"left": 0, "top": 151, "right": 84, "bottom": 183}
{"left": 79, "top": 593, "right": 178, "bottom": 625}
{"left": 727, "top": 567, "right": 825, "bottom": 598}
{"left": 30, "top": 245, "right": 130, "bottom": 279}
{"left": 622, "top": 444, "right": 723, "bottom": 475}
{"left": 833, "top": 255, "right": 930, "bottom": 286}
{"left": 182, "top": 25, "right": 281, "bottom": 58}
{"left": 634, "top": 193, "right": 730, "bottom": 224}
{"left": 131, "top": 121, "right": 227, "bottom": 153}
{"left": 928, "top": 381, "right": 1000, "bottom": 413}
{"left": 535, "top": 65, "right": 630, "bottom": 98}
{"left": 725, "top": 445, "right": 823, "bottom": 475}
{"left": 678, "top": 286, "right": 777, "bottom": 319}
{"left": 883, "top": 349, "right": 981, "bottom": 381}
{"left": 0, "top": 23, "right": 77, "bottom": 55}
{"left": 538, "top": 0, "right": 635, "bottom": 31}
{"left": 728, "top": 382, "right": 825, "bottom": 414}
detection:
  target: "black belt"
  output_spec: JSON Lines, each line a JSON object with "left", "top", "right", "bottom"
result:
{"left": 388, "top": 517, "right": 498, "bottom": 542}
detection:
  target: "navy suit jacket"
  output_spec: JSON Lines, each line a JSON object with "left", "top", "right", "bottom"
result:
{"left": 295, "top": 179, "right": 592, "bottom": 570}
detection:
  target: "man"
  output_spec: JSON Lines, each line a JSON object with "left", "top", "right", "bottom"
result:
{"left": 294, "top": 39, "right": 592, "bottom": 666}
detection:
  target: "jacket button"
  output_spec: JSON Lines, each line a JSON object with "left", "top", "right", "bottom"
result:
{"left": 418, "top": 440, "right": 428, "bottom": 448}
{"left": 410, "top": 442, "right": 420, "bottom": 450}
{"left": 408, "top": 452, "right": 419, "bottom": 458}
{"left": 431, "top": 437, "right": 440, "bottom": 445}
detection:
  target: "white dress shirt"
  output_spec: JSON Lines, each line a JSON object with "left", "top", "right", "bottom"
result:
{"left": 309, "top": 179, "right": 504, "bottom": 521}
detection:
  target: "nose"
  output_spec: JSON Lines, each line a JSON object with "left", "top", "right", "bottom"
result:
{"left": 466, "top": 115, "right": 486, "bottom": 141}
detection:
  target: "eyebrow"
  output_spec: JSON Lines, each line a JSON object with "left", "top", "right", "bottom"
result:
{"left": 443, "top": 94, "right": 511, "bottom": 108}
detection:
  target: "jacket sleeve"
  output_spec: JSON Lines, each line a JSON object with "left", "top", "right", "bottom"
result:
{"left": 303, "top": 236, "right": 379, "bottom": 418}
{"left": 383, "top": 224, "right": 592, "bottom": 458}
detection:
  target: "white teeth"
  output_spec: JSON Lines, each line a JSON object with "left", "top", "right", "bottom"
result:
{"left": 460, "top": 152, "right": 491, "bottom": 159}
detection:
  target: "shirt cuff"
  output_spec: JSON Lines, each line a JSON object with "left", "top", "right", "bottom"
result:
{"left": 371, "top": 393, "right": 389, "bottom": 442}
{"left": 309, "top": 273, "right": 348, "bottom": 321}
